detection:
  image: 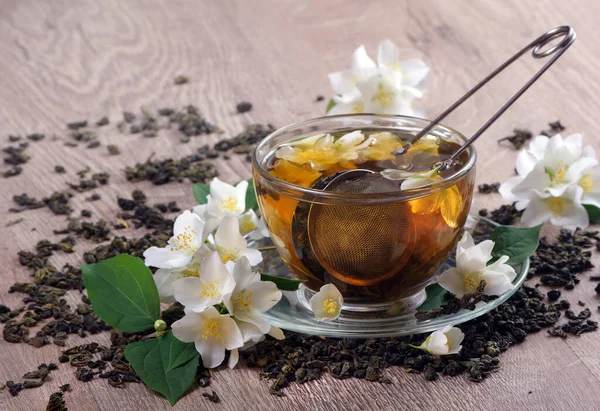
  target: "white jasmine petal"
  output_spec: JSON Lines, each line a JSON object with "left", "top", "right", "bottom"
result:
{"left": 400, "top": 168, "right": 438, "bottom": 190}
{"left": 235, "top": 319, "right": 265, "bottom": 343}
{"left": 418, "top": 325, "right": 464, "bottom": 355}
{"left": 486, "top": 255, "right": 517, "bottom": 281}
{"left": 481, "top": 271, "right": 515, "bottom": 296}
{"left": 268, "top": 326, "right": 285, "bottom": 340}
{"left": 499, "top": 176, "right": 525, "bottom": 203}
{"left": 222, "top": 257, "right": 282, "bottom": 334}
{"left": 520, "top": 194, "right": 553, "bottom": 227}
{"left": 352, "top": 45, "right": 378, "bottom": 79}
{"left": 310, "top": 284, "right": 343, "bottom": 321}
{"left": 581, "top": 168, "right": 600, "bottom": 207}
{"left": 527, "top": 135, "right": 550, "bottom": 160}
{"left": 240, "top": 248, "right": 264, "bottom": 266}
{"left": 515, "top": 149, "right": 540, "bottom": 176}
{"left": 328, "top": 70, "right": 358, "bottom": 96}
{"left": 196, "top": 338, "right": 226, "bottom": 370}
{"left": 512, "top": 164, "right": 553, "bottom": 197}
{"left": 567, "top": 157, "right": 598, "bottom": 183}
{"left": 206, "top": 178, "right": 248, "bottom": 218}
{"left": 215, "top": 216, "right": 263, "bottom": 265}
{"left": 143, "top": 247, "right": 190, "bottom": 270}
{"left": 436, "top": 267, "right": 464, "bottom": 296}
{"left": 437, "top": 235, "right": 516, "bottom": 298}
{"left": 172, "top": 307, "right": 243, "bottom": 369}
{"left": 398, "top": 59, "right": 429, "bottom": 88}
{"left": 172, "top": 252, "right": 235, "bottom": 312}
{"left": 154, "top": 268, "right": 179, "bottom": 304}
{"left": 500, "top": 131, "right": 597, "bottom": 229}
{"left": 441, "top": 326, "right": 465, "bottom": 354}
{"left": 336, "top": 130, "right": 365, "bottom": 148}
{"left": 248, "top": 215, "right": 270, "bottom": 241}
{"left": 456, "top": 232, "right": 476, "bottom": 257}
{"left": 456, "top": 247, "right": 489, "bottom": 274}
{"left": 228, "top": 348, "right": 239, "bottom": 369}
{"left": 143, "top": 211, "right": 207, "bottom": 269}
{"left": 377, "top": 39, "right": 399, "bottom": 69}
{"left": 275, "top": 132, "right": 369, "bottom": 170}
{"left": 521, "top": 186, "right": 589, "bottom": 229}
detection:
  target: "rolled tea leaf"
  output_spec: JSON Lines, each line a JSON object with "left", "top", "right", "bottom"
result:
{"left": 491, "top": 224, "right": 542, "bottom": 265}
{"left": 82, "top": 254, "right": 160, "bottom": 332}
{"left": 125, "top": 331, "right": 198, "bottom": 406}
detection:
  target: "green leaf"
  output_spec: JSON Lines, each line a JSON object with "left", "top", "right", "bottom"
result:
{"left": 245, "top": 178, "right": 259, "bottom": 211}
{"left": 260, "top": 273, "right": 305, "bottom": 291}
{"left": 192, "top": 183, "right": 210, "bottom": 204}
{"left": 585, "top": 204, "right": 600, "bottom": 224}
{"left": 417, "top": 283, "right": 449, "bottom": 311}
{"left": 125, "top": 331, "right": 199, "bottom": 406}
{"left": 491, "top": 224, "right": 542, "bottom": 265}
{"left": 81, "top": 254, "right": 160, "bottom": 333}
{"left": 325, "top": 98, "right": 336, "bottom": 113}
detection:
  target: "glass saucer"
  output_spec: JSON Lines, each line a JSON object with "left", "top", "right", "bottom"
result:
{"left": 255, "top": 214, "right": 529, "bottom": 338}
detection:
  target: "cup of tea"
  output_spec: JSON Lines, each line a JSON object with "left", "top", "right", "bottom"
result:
{"left": 252, "top": 114, "right": 476, "bottom": 312}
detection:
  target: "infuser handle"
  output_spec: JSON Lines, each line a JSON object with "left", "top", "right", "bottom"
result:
{"left": 393, "top": 26, "right": 576, "bottom": 165}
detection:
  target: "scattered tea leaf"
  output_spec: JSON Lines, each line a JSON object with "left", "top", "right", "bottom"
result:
{"left": 260, "top": 273, "right": 305, "bottom": 291}
{"left": 46, "top": 391, "right": 67, "bottom": 411}
{"left": 82, "top": 254, "right": 160, "bottom": 332}
{"left": 491, "top": 224, "right": 542, "bottom": 265}
{"left": 125, "top": 331, "right": 198, "bottom": 406}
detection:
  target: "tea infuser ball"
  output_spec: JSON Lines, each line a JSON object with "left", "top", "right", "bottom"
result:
{"left": 292, "top": 169, "right": 416, "bottom": 287}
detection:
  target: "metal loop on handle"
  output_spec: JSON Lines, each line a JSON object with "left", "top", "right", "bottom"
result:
{"left": 393, "top": 26, "right": 576, "bottom": 164}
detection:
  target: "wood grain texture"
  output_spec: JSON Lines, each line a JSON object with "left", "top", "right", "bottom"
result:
{"left": 1, "top": 0, "right": 600, "bottom": 410}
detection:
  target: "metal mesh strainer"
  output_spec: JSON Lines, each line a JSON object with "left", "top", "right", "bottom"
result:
{"left": 305, "top": 170, "right": 415, "bottom": 286}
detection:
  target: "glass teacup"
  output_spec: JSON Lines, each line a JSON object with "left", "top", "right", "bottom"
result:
{"left": 252, "top": 114, "right": 476, "bottom": 312}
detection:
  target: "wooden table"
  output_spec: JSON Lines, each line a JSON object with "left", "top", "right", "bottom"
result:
{"left": 1, "top": 1, "right": 600, "bottom": 410}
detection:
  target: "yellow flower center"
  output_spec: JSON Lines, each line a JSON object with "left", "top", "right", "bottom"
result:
{"left": 323, "top": 298, "right": 338, "bottom": 315}
{"left": 171, "top": 225, "right": 197, "bottom": 253}
{"left": 390, "top": 62, "right": 403, "bottom": 73}
{"left": 181, "top": 266, "right": 200, "bottom": 278}
{"left": 580, "top": 173, "right": 594, "bottom": 193}
{"left": 351, "top": 101, "right": 364, "bottom": 113}
{"left": 241, "top": 219, "right": 257, "bottom": 233}
{"left": 445, "top": 337, "right": 452, "bottom": 348}
{"left": 220, "top": 196, "right": 238, "bottom": 213}
{"left": 463, "top": 272, "right": 482, "bottom": 292}
{"left": 217, "top": 246, "right": 239, "bottom": 263}
{"left": 201, "top": 319, "right": 221, "bottom": 340}
{"left": 545, "top": 197, "right": 567, "bottom": 216}
{"left": 200, "top": 279, "right": 221, "bottom": 300}
{"left": 233, "top": 290, "right": 255, "bottom": 311}
{"left": 555, "top": 164, "right": 567, "bottom": 182}
{"left": 372, "top": 83, "right": 394, "bottom": 106}
{"left": 547, "top": 163, "right": 568, "bottom": 185}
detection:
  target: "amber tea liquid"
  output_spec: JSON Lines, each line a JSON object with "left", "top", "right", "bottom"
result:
{"left": 255, "top": 130, "right": 475, "bottom": 306}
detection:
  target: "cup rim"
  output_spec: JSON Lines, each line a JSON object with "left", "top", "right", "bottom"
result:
{"left": 252, "top": 113, "right": 477, "bottom": 203}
